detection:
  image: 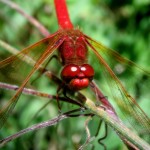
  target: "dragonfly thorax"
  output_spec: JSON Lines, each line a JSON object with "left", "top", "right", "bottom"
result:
{"left": 59, "top": 34, "right": 88, "bottom": 65}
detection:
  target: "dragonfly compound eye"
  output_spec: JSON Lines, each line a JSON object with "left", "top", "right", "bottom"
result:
{"left": 61, "top": 64, "right": 80, "bottom": 80}
{"left": 80, "top": 64, "right": 94, "bottom": 79}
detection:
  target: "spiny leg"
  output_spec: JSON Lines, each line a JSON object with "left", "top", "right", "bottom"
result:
{"left": 97, "top": 120, "right": 108, "bottom": 150}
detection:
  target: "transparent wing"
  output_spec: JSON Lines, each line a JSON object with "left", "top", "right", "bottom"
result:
{"left": 84, "top": 34, "right": 150, "bottom": 141}
{"left": 0, "top": 30, "right": 65, "bottom": 129}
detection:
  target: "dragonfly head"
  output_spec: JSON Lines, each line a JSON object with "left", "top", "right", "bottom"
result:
{"left": 61, "top": 64, "right": 94, "bottom": 90}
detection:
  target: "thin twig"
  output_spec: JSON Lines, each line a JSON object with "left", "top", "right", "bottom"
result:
{"left": 78, "top": 116, "right": 95, "bottom": 150}
{"left": 0, "top": 108, "right": 85, "bottom": 147}
{"left": 0, "top": 0, "right": 50, "bottom": 37}
{"left": 0, "top": 40, "right": 19, "bottom": 55}
{"left": 0, "top": 82, "right": 82, "bottom": 106}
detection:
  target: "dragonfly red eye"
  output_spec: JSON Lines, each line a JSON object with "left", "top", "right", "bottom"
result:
{"left": 80, "top": 64, "right": 94, "bottom": 78}
{"left": 61, "top": 64, "right": 80, "bottom": 79}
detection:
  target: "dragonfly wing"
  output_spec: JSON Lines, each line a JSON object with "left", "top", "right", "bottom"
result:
{"left": 0, "top": 30, "right": 65, "bottom": 129}
{"left": 83, "top": 34, "right": 150, "bottom": 141}
{"left": 84, "top": 35, "right": 150, "bottom": 75}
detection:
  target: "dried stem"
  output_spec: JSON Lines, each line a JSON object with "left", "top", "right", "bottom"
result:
{"left": 0, "top": 40, "right": 19, "bottom": 55}
{"left": 78, "top": 116, "right": 95, "bottom": 150}
{"left": 0, "top": 108, "right": 85, "bottom": 147}
{"left": 0, "top": 82, "right": 82, "bottom": 107}
{"left": 0, "top": 0, "right": 50, "bottom": 37}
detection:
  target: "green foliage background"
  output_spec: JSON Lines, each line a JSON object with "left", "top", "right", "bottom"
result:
{"left": 0, "top": 0, "right": 150, "bottom": 150}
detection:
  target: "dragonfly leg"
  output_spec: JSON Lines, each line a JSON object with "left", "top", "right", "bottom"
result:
{"left": 56, "top": 83, "right": 66, "bottom": 112}
{"left": 93, "top": 105, "right": 107, "bottom": 150}
{"left": 97, "top": 121, "right": 108, "bottom": 150}
{"left": 62, "top": 86, "right": 75, "bottom": 100}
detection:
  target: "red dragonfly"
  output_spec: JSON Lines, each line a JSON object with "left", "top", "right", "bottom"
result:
{"left": 0, "top": 0, "right": 150, "bottom": 145}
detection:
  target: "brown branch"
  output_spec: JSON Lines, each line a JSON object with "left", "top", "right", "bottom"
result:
{"left": 0, "top": 0, "right": 50, "bottom": 37}
{"left": 0, "top": 108, "right": 86, "bottom": 147}
{"left": 0, "top": 82, "right": 82, "bottom": 107}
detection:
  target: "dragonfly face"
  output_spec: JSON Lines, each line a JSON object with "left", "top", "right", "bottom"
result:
{"left": 61, "top": 64, "right": 94, "bottom": 90}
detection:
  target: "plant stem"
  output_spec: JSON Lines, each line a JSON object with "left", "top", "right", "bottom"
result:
{"left": 0, "top": 0, "right": 50, "bottom": 37}
{"left": 84, "top": 97, "right": 150, "bottom": 150}
{"left": 0, "top": 82, "right": 82, "bottom": 106}
{"left": 0, "top": 108, "right": 84, "bottom": 147}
